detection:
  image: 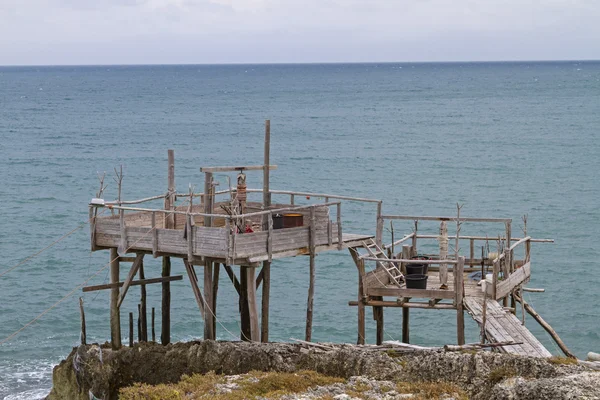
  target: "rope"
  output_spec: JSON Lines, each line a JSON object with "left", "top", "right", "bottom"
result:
{"left": 0, "top": 223, "right": 155, "bottom": 346}
{"left": 0, "top": 208, "right": 107, "bottom": 278}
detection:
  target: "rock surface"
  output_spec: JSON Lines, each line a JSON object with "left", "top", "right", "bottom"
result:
{"left": 47, "top": 341, "right": 600, "bottom": 399}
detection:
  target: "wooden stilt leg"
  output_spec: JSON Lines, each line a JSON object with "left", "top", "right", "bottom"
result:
{"left": 161, "top": 256, "right": 171, "bottom": 345}
{"left": 456, "top": 256, "right": 465, "bottom": 345}
{"left": 239, "top": 266, "right": 251, "bottom": 341}
{"left": 402, "top": 307, "right": 409, "bottom": 344}
{"left": 212, "top": 263, "right": 220, "bottom": 339}
{"left": 246, "top": 266, "right": 259, "bottom": 341}
{"left": 139, "top": 259, "right": 147, "bottom": 341}
{"left": 110, "top": 248, "right": 122, "bottom": 349}
{"left": 305, "top": 208, "right": 316, "bottom": 342}
{"left": 357, "top": 258, "right": 366, "bottom": 345}
{"left": 204, "top": 260, "right": 214, "bottom": 340}
{"left": 373, "top": 296, "right": 384, "bottom": 345}
{"left": 261, "top": 261, "right": 270, "bottom": 343}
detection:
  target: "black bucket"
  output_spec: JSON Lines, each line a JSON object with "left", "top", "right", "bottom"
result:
{"left": 406, "top": 263, "right": 428, "bottom": 275}
{"left": 273, "top": 214, "right": 284, "bottom": 229}
{"left": 405, "top": 274, "right": 428, "bottom": 289}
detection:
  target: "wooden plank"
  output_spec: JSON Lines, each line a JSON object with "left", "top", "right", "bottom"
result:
{"left": 368, "top": 287, "right": 455, "bottom": 299}
{"left": 348, "top": 300, "right": 455, "bottom": 309}
{"left": 495, "top": 262, "right": 531, "bottom": 300}
{"left": 337, "top": 203, "right": 342, "bottom": 250}
{"left": 117, "top": 253, "right": 144, "bottom": 308}
{"left": 200, "top": 165, "right": 277, "bottom": 172}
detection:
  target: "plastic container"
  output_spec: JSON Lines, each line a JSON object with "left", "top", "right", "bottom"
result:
{"left": 406, "top": 263, "right": 428, "bottom": 275}
{"left": 405, "top": 274, "right": 428, "bottom": 289}
{"left": 273, "top": 214, "right": 284, "bottom": 229}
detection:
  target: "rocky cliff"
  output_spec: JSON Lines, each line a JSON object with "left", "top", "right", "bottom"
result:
{"left": 47, "top": 341, "right": 600, "bottom": 399}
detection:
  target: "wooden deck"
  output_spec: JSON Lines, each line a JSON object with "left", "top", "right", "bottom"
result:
{"left": 464, "top": 297, "right": 552, "bottom": 358}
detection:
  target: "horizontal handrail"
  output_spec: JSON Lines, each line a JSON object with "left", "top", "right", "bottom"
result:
{"left": 383, "top": 233, "right": 415, "bottom": 249}
{"left": 415, "top": 234, "right": 553, "bottom": 243}
{"left": 361, "top": 257, "right": 458, "bottom": 265}
{"left": 91, "top": 201, "right": 340, "bottom": 221}
{"left": 381, "top": 215, "right": 512, "bottom": 223}
{"left": 243, "top": 188, "right": 382, "bottom": 204}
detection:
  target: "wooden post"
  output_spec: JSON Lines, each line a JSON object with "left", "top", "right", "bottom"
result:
{"left": 137, "top": 304, "right": 142, "bottom": 342}
{"left": 439, "top": 222, "right": 448, "bottom": 287}
{"left": 376, "top": 202, "right": 383, "bottom": 247}
{"left": 212, "top": 263, "right": 220, "bottom": 339}
{"left": 129, "top": 312, "right": 134, "bottom": 347}
{"left": 161, "top": 149, "right": 175, "bottom": 345}
{"left": 305, "top": 207, "right": 316, "bottom": 342}
{"left": 261, "top": 261, "right": 270, "bottom": 343}
{"left": 337, "top": 203, "right": 343, "bottom": 250}
{"left": 263, "top": 119, "right": 271, "bottom": 211}
{"left": 109, "top": 248, "right": 121, "bottom": 349}
{"left": 246, "top": 266, "right": 259, "bottom": 341}
{"left": 357, "top": 257, "right": 366, "bottom": 345}
{"left": 79, "top": 297, "right": 86, "bottom": 345}
{"left": 151, "top": 307, "right": 156, "bottom": 342}
{"left": 139, "top": 259, "right": 147, "bottom": 341}
{"left": 204, "top": 172, "right": 214, "bottom": 228}
{"left": 456, "top": 256, "right": 465, "bottom": 345}
{"left": 401, "top": 245, "right": 410, "bottom": 343}
{"left": 373, "top": 296, "right": 384, "bottom": 345}
{"left": 239, "top": 266, "right": 251, "bottom": 341}
{"left": 469, "top": 239, "right": 475, "bottom": 267}
{"left": 411, "top": 221, "right": 418, "bottom": 257}
{"left": 204, "top": 261, "right": 214, "bottom": 340}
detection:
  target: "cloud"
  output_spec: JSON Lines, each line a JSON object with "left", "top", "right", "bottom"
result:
{"left": 0, "top": 0, "right": 598, "bottom": 64}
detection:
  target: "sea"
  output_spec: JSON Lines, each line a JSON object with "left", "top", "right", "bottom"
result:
{"left": 0, "top": 61, "right": 599, "bottom": 398}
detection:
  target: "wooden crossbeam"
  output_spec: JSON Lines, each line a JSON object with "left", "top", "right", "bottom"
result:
{"left": 200, "top": 165, "right": 277, "bottom": 173}
{"left": 117, "top": 253, "right": 144, "bottom": 308}
{"left": 82, "top": 275, "right": 182, "bottom": 292}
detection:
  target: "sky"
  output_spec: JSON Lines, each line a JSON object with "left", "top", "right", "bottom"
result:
{"left": 0, "top": 0, "right": 599, "bottom": 65}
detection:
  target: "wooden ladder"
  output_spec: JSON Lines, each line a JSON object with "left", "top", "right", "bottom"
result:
{"left": 360, "top": 239, "right": 404, "bottom": 287}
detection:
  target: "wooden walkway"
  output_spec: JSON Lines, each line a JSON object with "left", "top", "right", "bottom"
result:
{"left": 464, "top": 297, "right": 552, "bottom": 358}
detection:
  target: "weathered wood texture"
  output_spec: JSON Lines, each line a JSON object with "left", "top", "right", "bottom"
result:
{"left": 464, "top": 297, "right": 552, "bottom": 358}
{"left": 109, "top": 248, "right": 121, "bottom": 349}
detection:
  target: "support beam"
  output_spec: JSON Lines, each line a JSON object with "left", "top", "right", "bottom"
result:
{"left": 246, "top": 266, "right": 259, "bottom": 341}
{"left": 116, "top": 253, "right": 144, "bottom": 308}
{"left": 456, "top": 256, "right": 465, "bottom": 345}
{"left": 139, "top": 258, "right": 148, "bottom": 341}
{"left": 239, "top": 266, "right": 251, "bottom": 341}
{"left": 184, "top": 260, "right": 205, "bottom": 319}
{"left": 212, "top": 263, "right": 220, "bottom": 339}
{"left": 204, "top": 261, "right": 215, "bottom": 340}
{"left": 224, "top": 265, "right": 241, "bottom": 295}
{"left": 200, "top": 165, "right": 278, "bottom": 173}
{"left": 83, "top": 275, "right": 182, "bottom": 292}
{"left": 305, "top": 207, "right": 316, "bottom": 342}
{"left": 373, "top": 296, "right": 384, "bottom": 345}
{"left": 162, "top": 149, "right": 175, "bottom": 346}
{"left": 261, "top": 261, "right": 270, "bottom": 343}
{"left": 109, "top": 248, "right": 122, "bottom": 349}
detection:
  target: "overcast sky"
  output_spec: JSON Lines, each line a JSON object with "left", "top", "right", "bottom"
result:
{"left": 1, "top": 0, "right": 599, "bottom": 65}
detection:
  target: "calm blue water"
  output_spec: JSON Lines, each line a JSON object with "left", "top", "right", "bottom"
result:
{"left": 1, "top": 62, "right": 599, "bottom": 398}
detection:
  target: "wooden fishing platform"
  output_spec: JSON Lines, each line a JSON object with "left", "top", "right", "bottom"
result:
{"left": 85, "top": 120, "right": 570, "bottom": 359}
